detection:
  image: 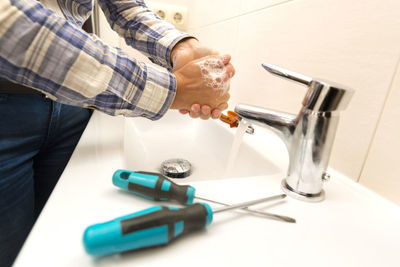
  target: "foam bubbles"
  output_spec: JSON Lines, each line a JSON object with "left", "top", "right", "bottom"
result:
{"left": 196, "top": 58, "right": 230, "bottom": 95}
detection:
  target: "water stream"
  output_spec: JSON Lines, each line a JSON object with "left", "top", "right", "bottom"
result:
{"left": 223, "top": 121, "right": 250, "bottom": 177}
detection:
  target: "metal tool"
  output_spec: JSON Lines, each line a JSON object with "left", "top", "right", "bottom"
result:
{"left": 83, "top": 195, "right": 286, "bottom": 256}
{"left": 195, "top": 196, "right": 295, "bottom": 223}
{"left": 112, "top": 170, "right": 293, "bottom": 222}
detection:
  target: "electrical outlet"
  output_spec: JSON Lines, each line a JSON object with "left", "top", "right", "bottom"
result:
{"left": 146, "top": 1, "right": 188, "bottom": 31}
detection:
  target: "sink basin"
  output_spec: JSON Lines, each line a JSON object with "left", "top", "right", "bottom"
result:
{"left": 123, "top": 111, "right": 285, "bottom": 182}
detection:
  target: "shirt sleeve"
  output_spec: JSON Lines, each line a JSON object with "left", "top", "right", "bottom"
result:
{"left": 0, "top": 0, "right": 176, "bottom": 120}
{"left": 97, "top": 0, "right": 192, "bottom": 71}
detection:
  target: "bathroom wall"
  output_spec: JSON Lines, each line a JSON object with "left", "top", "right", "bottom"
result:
{"left": 98, "top": 0, "right": 400, "bottom": 205}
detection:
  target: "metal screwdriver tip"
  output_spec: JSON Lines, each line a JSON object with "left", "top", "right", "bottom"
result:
{"left": 212, "top": 194, "right": 286, "bottom": 214}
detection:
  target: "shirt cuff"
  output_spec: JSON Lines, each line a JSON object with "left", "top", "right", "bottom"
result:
{"left": 130, "top": 64, "right": 176, "bottom": 120}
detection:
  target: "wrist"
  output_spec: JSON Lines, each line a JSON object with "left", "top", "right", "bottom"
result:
{"left": 170, "top": 71, "right": 185, "bottom": 110}
{"left": 170, "top": 37, "right": 199, "bottom": 67}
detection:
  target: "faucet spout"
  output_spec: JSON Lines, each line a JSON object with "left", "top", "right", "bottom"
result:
{"left": 234, "top": 104, "right": 296, "bottom": 150}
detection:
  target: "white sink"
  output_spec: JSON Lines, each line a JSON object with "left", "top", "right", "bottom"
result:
{"left": 123, "top": 111, "right": 285, "bottom": 181}
{"left": 14, "top": 111, "right": 400, "bottom": 267}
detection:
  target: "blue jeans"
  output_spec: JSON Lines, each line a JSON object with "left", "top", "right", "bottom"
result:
{"left": 0, "top": 94, "right": 91, "bottom": 266}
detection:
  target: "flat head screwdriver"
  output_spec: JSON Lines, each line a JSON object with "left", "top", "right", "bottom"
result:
{"left": 195, "top": 196, "right": 296, "bottom": 223}
{"left": 83, "top": 195, "right": 285, "bottom": 257}
{"left": 112, "top": 170, "right": 292, "bottom": 222}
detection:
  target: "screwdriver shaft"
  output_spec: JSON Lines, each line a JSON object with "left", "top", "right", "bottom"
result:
{"left": 195, "top": 195, "right": 295, "bottom": 223}
{"left": 212, "top": 194, "right": 285, "bottom": 213}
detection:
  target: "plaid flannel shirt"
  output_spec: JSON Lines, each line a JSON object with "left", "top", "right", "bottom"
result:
{"left": 0, "top": 0, "right": 190, "bottom": 119}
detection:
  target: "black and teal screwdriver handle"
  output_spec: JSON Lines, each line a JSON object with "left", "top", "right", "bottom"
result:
{"left": 83, "top": 203, "right": 213, "bottom": 256}
{"left": 113, "top": 170, "right": 195, "bottom": 205}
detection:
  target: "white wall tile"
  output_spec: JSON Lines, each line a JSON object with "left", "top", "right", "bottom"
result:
{"left": 239, "top": 0, "right": 292, "bottom": 15}
{"left": 188, "top": 0, "right": 241, "bottom": 30}
{"left": 188, "top": 18, "right": 240, "bottom": 59}
{"left": 144, "top": 0, "right": 294, "bottom": 31}
{"left": 144, "top": 0, "right": 241, "bottom": 30}
{"left": 229, "top": 0, "right": 400, "bottom": 180}
{"left": 359, "top": 59, "right": 400, "bottom": 205}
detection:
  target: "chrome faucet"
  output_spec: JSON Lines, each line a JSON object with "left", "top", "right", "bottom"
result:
{"left": 235, "top": 63, "right": 354, "bottom": 202}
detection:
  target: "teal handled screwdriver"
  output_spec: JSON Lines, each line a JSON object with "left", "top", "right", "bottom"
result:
{"left": 112, "top": 170, "right": 196, "bottom": 205}
{"left": 112, "top": 169, "right": 295, "bottom": 223}
{"left": 83, "top": 194, "right": 285, "bottom": 256}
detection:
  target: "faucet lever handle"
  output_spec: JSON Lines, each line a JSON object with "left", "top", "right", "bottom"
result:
{"left": 262, "top": 63, "right": 312, "bottom": 86}
{"left": 262, "top": 62, "right": 354, "bottom": 112}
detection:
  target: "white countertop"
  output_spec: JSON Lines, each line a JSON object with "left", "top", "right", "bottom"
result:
{"left": 14, "top": 112, "right": 400, "bottom": 267}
